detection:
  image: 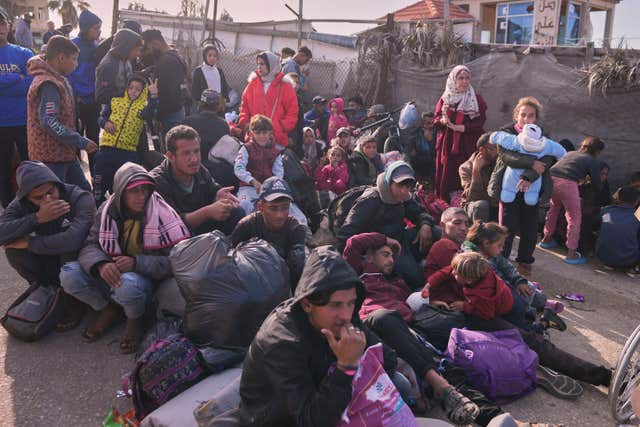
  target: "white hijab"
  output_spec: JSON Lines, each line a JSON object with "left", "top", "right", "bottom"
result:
{"left": 441, "top": 65, "right": 480, "bottom": 119}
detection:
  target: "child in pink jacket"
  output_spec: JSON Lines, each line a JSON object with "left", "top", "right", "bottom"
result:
{"left": 326, "top": 97, "right": 349, "bottom": 141}
{"left": 315, "top": 146, "right": 349, "bottom": 195}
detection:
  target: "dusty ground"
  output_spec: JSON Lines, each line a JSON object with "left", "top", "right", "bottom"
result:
{"left": 0, "top": 244, "right": 638, "bottom": 426}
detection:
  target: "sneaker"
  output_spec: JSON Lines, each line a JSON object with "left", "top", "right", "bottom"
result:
{"left": 536, "top": 366, "right": 583, "bottom": 399}
{"left": 439, "top": 385, "right": 480, "bottom": 425}
{"left": 541, "top": 308, "right": 567, "bottom": 332}
{"left": 518, "top": 262, "right": 533, "bottom": 277}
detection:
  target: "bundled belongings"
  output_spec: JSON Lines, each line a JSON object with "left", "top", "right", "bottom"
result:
{"left": 445, "top": 328, "right": 538, "bottom": 404}
{"left": 170, "top": 231, "right": 291, "bottom": 347}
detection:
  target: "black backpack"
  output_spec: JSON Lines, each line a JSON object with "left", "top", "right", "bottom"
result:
{"left": 1, "top": 284, "right": 65, "bottom": 342}
{"left": 327, "top": 185, "right": 385, "bottom": 233}
{"left": 281, "top": 148, "right": 321, "bottom": 223}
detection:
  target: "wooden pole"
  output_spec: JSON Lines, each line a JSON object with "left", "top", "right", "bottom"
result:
{"left": 201, "top": 0, "right": 210, "bottom": 43}
{"left": 444, "top": 0, "right": 450, "bottom": 34}
{"left": 211, "top": 0, "right": 218, "bottom": 41}
{"left": 297, "top": 0, "right": 303, "bottom": 47}
{"left": 111, "top": 0, "right": 119, "bottom": 35}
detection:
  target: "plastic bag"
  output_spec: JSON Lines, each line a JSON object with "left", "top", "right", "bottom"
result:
{"left": 336, "top": 344, "right": 417, "bottom": 427}
{"left": 179, "top": 237, "right": 291, "bottom": 347}
{"left": 170, "top": 231, "right": 231, "bottom": 301}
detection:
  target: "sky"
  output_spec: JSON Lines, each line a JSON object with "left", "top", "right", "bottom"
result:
{"left": 51, "top": 0, "right": 640, "bottom": 48}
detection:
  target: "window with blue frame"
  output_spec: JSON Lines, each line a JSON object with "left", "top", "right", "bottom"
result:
{"left": 558, "top": 2, "right": 581, "bottom": 45}
{"left": 495, "top": 1, "right": 535, "bottom": 45}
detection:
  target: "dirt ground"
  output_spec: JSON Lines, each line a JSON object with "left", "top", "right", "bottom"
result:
{"left": 0, "top": 245, "right": 638, "bottom": 426}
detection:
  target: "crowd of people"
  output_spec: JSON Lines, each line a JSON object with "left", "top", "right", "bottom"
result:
{"left": 2, "top": 7, "right": 640, "bottom": 426}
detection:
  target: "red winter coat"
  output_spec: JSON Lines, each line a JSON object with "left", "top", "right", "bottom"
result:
{"left": 428, "top": 266, "right": 513, "bottom": 320}
{"left": 238, "top": 72, "right": 299, "bottom": 147}
{"left": 343, "top": 232, "right": 413, "bottom": 323}
{"left": 315, "top": 162, "right": 349, "bottom": 195}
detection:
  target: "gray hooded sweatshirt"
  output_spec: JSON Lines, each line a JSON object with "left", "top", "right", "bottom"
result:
{"left": 95, "top": 29, "right": 143, "bottom": 105}
{"left": 0, "top": 161, "right": 95, "bottom": 256}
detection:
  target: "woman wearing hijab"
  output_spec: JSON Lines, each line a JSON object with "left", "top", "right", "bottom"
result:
{"left": 191, "top": 44, "right": 230, "bottom": 110}
{"left": 433, "top": 65, "right": 487, "bottom": 203}
{"left": 236, "top": 51, "right": 299, "bottom": 148}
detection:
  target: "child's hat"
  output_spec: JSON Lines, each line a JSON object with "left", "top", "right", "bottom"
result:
{"left": 517, "top": 123, "right": 546, "bottom": 152}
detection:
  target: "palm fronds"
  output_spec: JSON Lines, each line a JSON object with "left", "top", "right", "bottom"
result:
{"left": 578, "top": 41, "right": 640, "bottom": 96}
{"left": 401, "top": 22, "right": 469, "bottom": 69}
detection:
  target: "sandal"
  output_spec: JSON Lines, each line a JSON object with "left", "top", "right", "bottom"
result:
{"left": 439, "top": 385, "right": 480, "bottom": 425}
{"left": 536, "top": 366, "right": 583, "bottom": 399}
{"left": 81, "top": 302, "right": 122, "bottom": 343}
{"left": 119, "top": 317, "right": 144, "bottom": 355}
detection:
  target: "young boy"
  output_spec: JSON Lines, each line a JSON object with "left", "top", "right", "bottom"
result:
{"left": 234, "top": 114, "right": 284, "bottom": 216}
{"left": 93, "top": 75, "right": 158, "bottom": 204}
{"left": 231, "top": 176, "right": 307, "bottom": 288}
{"left": 26, "top": 35, "right": 98, "bottom": 190}
{"left": 425, "top": 252, "right": 514, "bottom": 321}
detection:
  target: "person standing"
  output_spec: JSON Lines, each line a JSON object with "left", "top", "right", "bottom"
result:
{"left": 0, "top": 8, "right": 33, "bottom": 207}
{"left": 191, "top": 44, "right": 230, "bottom": 111}
{"left": 14, "top": 13, "right": 33, "bottom": 49}
{"left": 141, "top": 29, "right": 188, "bottom": 132}
{"left": 69, "top": 10, "right": 102, "bottom": 175}
{"left": 42, "top": 21, "right": 60, "bottom": 45}
{"left": 27, "top": 36, "right": 98, "bottom": 190}
{"left": 433, "top": 65, "right": 487, "bottom": 203}
{"left": 281, "top": 45, "right": 312, "bottom": 92}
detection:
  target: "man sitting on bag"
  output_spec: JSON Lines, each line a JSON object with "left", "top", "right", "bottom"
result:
{"left": 181, "top": 89, "right": 236, "bottom": 187}
{"left": 60, "top": 162, "right": 190, "bottom": 354}
{"left": 231, "top": 177, "right": 306, "bottom": 289}
{"left": 150, "top": 125, "right": 244, "bottom": 236}
{"left": 212, "top": 246, "right": 417, "bottom": 426}
{"left": 0, "top": 160, "right": 95, "bottom": 331}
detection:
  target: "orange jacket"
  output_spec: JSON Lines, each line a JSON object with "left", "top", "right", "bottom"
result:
{"left": 238, "top": 72, "right": 299, "bottom": 147}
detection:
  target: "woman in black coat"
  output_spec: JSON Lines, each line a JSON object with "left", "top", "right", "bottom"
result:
{"left": 191, "top": 44, "right": 230, "bottom": 105}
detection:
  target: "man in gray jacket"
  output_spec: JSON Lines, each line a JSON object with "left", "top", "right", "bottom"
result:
{"left": 0, "top": 161, "right": 95, "bottom": 329}
{"left": 60, "top": 162, "right": 189, "bottom": 354}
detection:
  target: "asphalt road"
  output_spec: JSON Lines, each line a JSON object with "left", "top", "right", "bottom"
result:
{"left": 0, "top": 246, "right": 638, "bottom": 426}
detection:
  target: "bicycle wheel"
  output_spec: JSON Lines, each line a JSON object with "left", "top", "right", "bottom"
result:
{"left": 609, "top": 324, "right": 640, "bottom": 423}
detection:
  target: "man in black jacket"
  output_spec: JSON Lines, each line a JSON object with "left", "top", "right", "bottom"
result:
{"left": 150, "top": 125, "right": 243, "bottom": 236}
{"left": 337, "top": 161, "right": 438, "bottom": 288}
{"left": 0, "top": 161, "right": 95, "bottom": 329}
{"left": 181, "top": 89, "right": 236, "bottom": 186}
{"left": 216, "top": 246, "right": 403, "bottom": 426}
{"left": 141, "top": 29, "right": 187, "bottom": 132}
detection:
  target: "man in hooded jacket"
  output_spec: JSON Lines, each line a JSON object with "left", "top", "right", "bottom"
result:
{"left": 68, "top": 10, "right": 102, "bottom": 172}
{"left": 95, "top": 28, "right": 143, "bottom": 107}
{"left": 212, "top": 246, "right": 399, "bottom": 426}
{"left": 0, "top": 160, "right": 95, "bottom": 328}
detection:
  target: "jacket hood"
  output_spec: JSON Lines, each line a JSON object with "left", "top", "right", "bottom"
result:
{"left": 329, "top": 97, "right": 344, "bottom": 115}
{"left": 27, "top": 55, "right": 63, "bottom": 79}
{"left": 292, "top": 246, "right": 363, "bottom": 306}
{"left": 124, "top": 74, "right": 148, "bottom": 100}
{"left": 109, "top": 29, "right": 142, "bottom": 59}
{"left": 78, "top": 9, "right": 101, "bottom": 35}
{"left": 376, "top": 161, "right": 413, "bottom": 206}
{"left": 122, "top": 20, "right": 142, "bottom": 34}
{"left": 15, "top": 161, "right": 63, "bottom": 200}
{"left": 111, "top": 162, "right": 156, "bottom": 214}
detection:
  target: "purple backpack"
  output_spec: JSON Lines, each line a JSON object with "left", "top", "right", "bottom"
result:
{"left": 444, "top": 328, "right": 538, "bottom": 404}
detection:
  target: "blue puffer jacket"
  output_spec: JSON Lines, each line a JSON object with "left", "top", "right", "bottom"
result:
{"left": 68, "top": 10, "right": 101, "bottom": 103}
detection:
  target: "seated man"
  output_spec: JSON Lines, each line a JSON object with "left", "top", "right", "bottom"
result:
{"left": 596, "top": 186, "right": 640, "bottom": 270}
{"left": 424, "top": 207, "right": 469, "bottom": 281}
{"left": 150, "top": 125, "right": 244, "bottom": 236}
{"left": 459, "top": 133, "right": 498, "bottom": 222}
{"left": 215, "top": 246, "right": 409, "bottom": 426}
{"left": 337, "top": 161, "right": 437, "bottom": 288}
{"left": 231, "top": 177, "right": 306, "bottom": 288}
{"left": 181, "top": 89, "right": 236, "bottom": 187}
{"left": 60, "top": 162, "right": 190, "bottom": 354}
{"left": 343, "top": 232, "right": 502, "bottom": 426}
{"left": 0, "top": 160, "right": 95, "bottom": 329}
